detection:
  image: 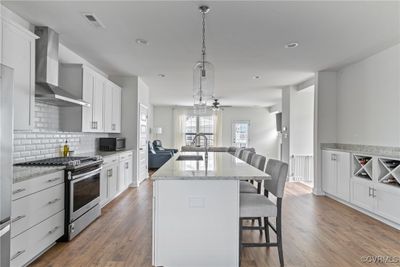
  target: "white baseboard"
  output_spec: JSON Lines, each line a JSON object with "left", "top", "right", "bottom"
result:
{"left": 325, "top": 193, "right": 400, "bottom": 230}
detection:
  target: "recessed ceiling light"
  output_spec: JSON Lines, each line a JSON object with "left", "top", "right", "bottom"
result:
{"left": 158, "top": 74, "right": 166, "bottom": 78}
{"left": 253, "top": 75, "right": 260, "bottom": 79}
{"left": 136, "top": 38, "right": 149, "bottom": 45}
{"left": 285, "top": 42, "right": 299, "bottom": 48}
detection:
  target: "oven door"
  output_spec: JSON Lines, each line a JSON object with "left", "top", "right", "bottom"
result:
{"left": 70, "top": 167, "right": 102, "bottom": 222}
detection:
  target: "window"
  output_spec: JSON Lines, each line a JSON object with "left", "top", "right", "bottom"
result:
{"left": 185, "top": 115, "right": 215, "bottom": 146}
{"left": 232, "top": 121, "right": 249, "bottom": 148}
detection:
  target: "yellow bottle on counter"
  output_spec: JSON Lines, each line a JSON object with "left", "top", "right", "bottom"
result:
{"left": 63, "top": 140, "right": 70, "bottom": 157}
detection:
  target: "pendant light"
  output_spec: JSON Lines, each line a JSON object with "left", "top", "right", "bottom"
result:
{"left": 193, "top": 5, "right": 214, "bottom": 108}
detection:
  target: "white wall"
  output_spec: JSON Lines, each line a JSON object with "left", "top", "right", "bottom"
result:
{"left": 152, "top": 106, "right": 280, "bottom": 159}
{"left": 336, "top": 44, "right": 400, "bottom": 147}
{"left": 290, "top": 86, "right": 314, "bottom": 156}
{"left": 153, "top": 106, "right": 174, "bottom": 147}
{"left": 314, "top": 71, "right": 338, "bottom": 195}
{"left": 220, "top": 107, "right": 280, "bottom": 159}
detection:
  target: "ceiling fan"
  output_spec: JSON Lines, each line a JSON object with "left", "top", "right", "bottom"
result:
{"left": 211, "top": 98, "right": 232, "bottom": 111}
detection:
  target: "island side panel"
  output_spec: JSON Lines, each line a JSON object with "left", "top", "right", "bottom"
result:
{"left": 153, "top": 179, "right": 240, "bottom": 267}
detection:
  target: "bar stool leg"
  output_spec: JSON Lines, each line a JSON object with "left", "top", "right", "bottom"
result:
{"left": 277, "top": 216, "right": 284, "bottom": 267}
{"left": 264, "top": 217, "right": 270, "bottom": 243}
{"left": 257, "top": 217, "right": 263, "bottom": 235}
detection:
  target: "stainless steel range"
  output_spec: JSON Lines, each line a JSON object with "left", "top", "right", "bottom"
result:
{"left": 16, "top": 156, "right": 103, "bottom": 241}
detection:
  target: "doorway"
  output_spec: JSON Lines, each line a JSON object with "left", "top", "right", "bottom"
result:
{"left": 290, "top": 85, "right": 315, "bottom": 188}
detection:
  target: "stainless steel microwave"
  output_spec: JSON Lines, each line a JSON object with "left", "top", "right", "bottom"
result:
{"left": 99, "top": 137, "right": 126, "bottom": 151}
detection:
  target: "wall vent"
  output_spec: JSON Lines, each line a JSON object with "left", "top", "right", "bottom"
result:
{"left": 82, "top": 13, "right": 105, "bottom": 28}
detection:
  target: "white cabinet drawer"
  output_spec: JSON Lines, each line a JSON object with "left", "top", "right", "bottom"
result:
{"left": 11, "top": 183, "right": 64, "bottom": 238}
{"left": 12, "top": 171, "right": 64, "bottom": 200}
{"left": 119, "top": 151, "right": 133, "bottom": 161}
{"left": 10, "top": 210, "right": 64, "bottom": 267}
{"left": 103, "top": 155, "right": 119, "bottom": 166}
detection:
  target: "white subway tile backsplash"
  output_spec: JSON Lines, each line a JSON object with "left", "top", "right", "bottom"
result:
{"left": 13, "top": 103, "right": 109, "bottom": 163}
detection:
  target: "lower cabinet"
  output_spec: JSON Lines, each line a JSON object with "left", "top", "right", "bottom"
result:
{"left": 100, "top": 151, "right": 133, "bottom": 208}
{"left": 10, "top": 171, "right": 65, "bottom": 267}
{"left": 323, "top": 149, "right": 400, "bottom": 227}
{"left": 374, "top": 184, "right": 400, "bottom": 224}
{"left": 100, "top": 156, "right": 119, "bottom": 207}
{"left": 322, "top": 150, "right": 350, "bottom": 201}
{"left": 351, "top": 179, "right": 400, "bottom": 224}
{"left": 11, "top": 211, "right": 64, "bottom": 267}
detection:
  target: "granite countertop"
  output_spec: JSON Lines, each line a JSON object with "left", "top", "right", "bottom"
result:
{"left": 152, "top": 152, "right": 271, "bottom": 181}
{"left": 96, "top": 148, "right": 135, "bottom": 157}
{"left": 13, "top": 166, "right": 65, "bottom": 184}
{"left": 321, "top": 143, "right": 400, "bottom": 158}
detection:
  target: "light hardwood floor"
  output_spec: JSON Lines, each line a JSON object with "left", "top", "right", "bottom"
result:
{"left": 31, "top": 180, "right": 400, "bottom": 267}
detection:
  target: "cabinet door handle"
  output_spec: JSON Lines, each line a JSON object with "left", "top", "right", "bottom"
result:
{"left": 372, "top": 188, "right": 376, "bottom": 198}
{"left": 48, "top": 226, "right": 60, "bottom": 235}
{"left": 13, "top": 188, "right": 26, "bottom": 195}
{"left": 11, "top": 250, "right": 26, "bottom": 261}
{"left": 48, "top": 198, "right": 61, "bottom": 205}
{"left": 368, "top": 187, "right": 372, "bottom": 197}
{"left": 47, "top": 177, "right": 61, "bottom": 183}
{"left": 125, "top": 162, "right": 129, "bottom": 169}
{"left": 92, "top": 121, "right": 95, "bottom": 129}
{"left": 12, "top": 215, "right": 26, "bottom": 223}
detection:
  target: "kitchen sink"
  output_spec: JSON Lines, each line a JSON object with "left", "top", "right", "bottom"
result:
{"left": 176, "top": 155, "right": 203, "bottom": 161}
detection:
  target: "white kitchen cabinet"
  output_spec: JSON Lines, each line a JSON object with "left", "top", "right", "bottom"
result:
{"left": 104, "top": 81, "right": 122, "bottom": 133}
{"left": 322, "top": 150, "right": 350, "bottom": 201}
{"left": 11, "top": 171, "right": 64, "bottom": 267}
{"left": 92, "top": 72, "right": 105, "bottom": 132}
{"left": 118, "top": 160, "right": 126, "bottom": 192}
{"left": 351, "top": 179, "right": 400, "bottom": 224}
{"left": 374, "top": 184, "right": 400, "bottom": 224}
{"left": 59, "top": 64, "right": 105, "bottom": 132}
{"left": 100, "top": 152, "right": 133, "bottom": 207}
{"left": 118, "top": 151, "right": 133, "bottom": 192}
{"left": 10, "top": 211, "right": 64, "bottom": 267}
{"left": 100, "top": 155, "right": 119, "bottom": 207}
{"left": 350, "top": 177, "right": 375, "bottom": 211}
{"left": 322, "top": 150, "right": 336, "bottom": 195}
{"left": 1, "top": 18, "right": 38, "bottom": 130}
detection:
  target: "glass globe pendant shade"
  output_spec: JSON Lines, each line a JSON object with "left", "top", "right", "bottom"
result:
{"left": 193, "top": 97, "right": 208, "bottom": 116}
{"left": 193, "top": 60, "right": 214, "bottom": 103}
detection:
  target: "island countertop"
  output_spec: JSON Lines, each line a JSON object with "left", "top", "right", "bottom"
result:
{"left": 152, "top": 152, "right": 270, "bottom": 180}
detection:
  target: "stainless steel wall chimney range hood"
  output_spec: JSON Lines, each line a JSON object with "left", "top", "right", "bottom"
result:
{"left": 34, "top": 26, "right": 90, "bottom": 107}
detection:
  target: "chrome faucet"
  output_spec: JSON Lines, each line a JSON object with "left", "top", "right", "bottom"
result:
{"left": 191, "top": 133, "right": 209, "bottom": 160}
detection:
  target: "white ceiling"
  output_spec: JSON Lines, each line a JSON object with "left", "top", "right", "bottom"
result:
{"left": 4, "top": 1, "right": 400, "bottom": 107}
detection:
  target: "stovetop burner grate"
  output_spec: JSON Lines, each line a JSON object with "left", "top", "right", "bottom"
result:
{"left": 15, "top": 156, "right": 101, "bottom": 168}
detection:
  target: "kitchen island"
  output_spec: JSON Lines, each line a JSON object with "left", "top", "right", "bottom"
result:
{"left": 152, "top": 152, "right": 270, "bottom": 267}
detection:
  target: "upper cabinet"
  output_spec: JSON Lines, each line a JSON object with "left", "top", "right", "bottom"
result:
{"left": 104, "top": 81, "right": 121, "bottom": 133}
{"left": 59, "top": 64, "right": 121, "bottom": 133}
{"left": 1, "top": 18, "right": 38, "bottom": 131}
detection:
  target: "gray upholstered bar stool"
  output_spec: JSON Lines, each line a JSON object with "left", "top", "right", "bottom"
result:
{"left": 240, "top": 150, "right": 254, "bottom": 164}
{"left": 228, "top": 146, "right": 237, "bottom": 155}
{"left": 239, "top": 154, "right": 265, "bottom": 194}
{"left": 239, "top": 159, "right": 289, "bottom": 267}
{"left": 234, "top": 148, "right": 244, "bottom": 158}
